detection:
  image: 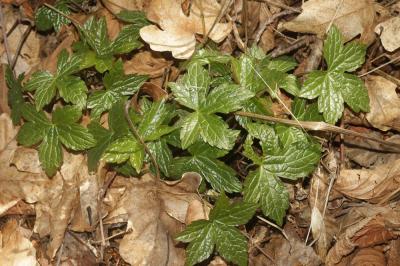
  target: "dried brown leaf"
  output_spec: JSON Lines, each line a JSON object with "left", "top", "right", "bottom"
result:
{"left": 282, "top": 0, "right": 376, "bottom": 44}
{"left": 375, "top": 17, "right": 400, "bottom": 52}
{"left": 0, "top": 220, "right": 37, "bottom": 266}
{"left": 140, "top": 0, "right": 232, "bottom": 59}
{"left": 335, "top": 157, "right": 400, "bottom": 203}
{"left": 365, "top": 75, "right": 400, "bottom": 131}
{"left": 104, "top": 173, "right": 204, "bottom": 265}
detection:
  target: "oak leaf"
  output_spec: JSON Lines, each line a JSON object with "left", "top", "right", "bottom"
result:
{"left": 140, "top": 0, "right": 232, "bottom": 59}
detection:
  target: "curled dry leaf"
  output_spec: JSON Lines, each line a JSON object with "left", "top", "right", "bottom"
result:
{"left": 103, "top": 172, "right": 205, "bottom": 265}
{"left": 365, "top": 75, "right": 400, "bottom": 131}
{"left": 335, "top": 157, "right": 400, "bottom": 203}
{"left": 375, "top": 17, "right": 400, "bottom": 52}
{"left": 350, "top": 247, "right": 386, "bottom": 265}
{"left": 0, "top": 220, "right": 37, "bottom": 266}
{"left": 259, "top": 235, "right": 322, "bottom": 266}
{"left": 326, "top": 205, "right": 400, "bottom": 265}
{"left": 140, "top": 0, "right": 232, "bottom": 59}
{"left": 282, "top": 0, "right": 376, "bottom": 44}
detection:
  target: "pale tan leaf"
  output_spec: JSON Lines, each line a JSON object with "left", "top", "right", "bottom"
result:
{"left": 335, "top": 157, "right": 400, "bottom": 203}
{"left": 365, "top": 75, "right": 400, "bottom": 131}
{"left": 375, "top": 17, "right": 400, "bottom": 52}
{"left": 0, "top": 220, "right": 37, "bottom": 266}
{"left": 104, "top": 173, "right": 203, "bottom": 265}
{"left": 140, "top": 0, "right": 232, "bottom": 59}
{"left": 0, "top": 5, "right": 40, "bottom": 75}
{"left": 282, "top": 0, "right": 376, "bottom": 43}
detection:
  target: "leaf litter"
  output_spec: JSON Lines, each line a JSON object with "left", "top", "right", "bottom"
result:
{"left": 1, "top": 0, "right": 400, "bottom": 265}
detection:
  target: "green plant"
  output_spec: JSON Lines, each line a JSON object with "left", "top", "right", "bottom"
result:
{"left": 6, "top": 8, "right": 371, "bottom": 265}
{"left": 299, "top": 26, "right": 370, "bottom": 124}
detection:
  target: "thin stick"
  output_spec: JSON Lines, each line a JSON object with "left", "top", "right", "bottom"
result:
{"left": 254, "top": 9, "right": 296, "bottom": 44}
{"left": 262, "top": 0, "right": 301, "bottom": 13}
{"left": 359, "top": 54, "right": 400, "bottom": 77}
{"left": 235, "top": 111, "right": 400, "bottom": 151}
{"left": 0, "top": 4, "right": 12, "bottom": 66}
{"left": 257, "top": 215, "right": 289, "bottom": 240}
{"left": 124, "top": 99, "right": 161, "bottom": 180}
{"left": 198, "top": 0, "right": 232, "bottom": 49}
{"left": 44, "top": 3, "right": 82, "bottom": 27}
{"left": 11, "top": 24, "right": 31, "bottom": 70}
{"left": 268, "top": 36, "right": 310, "bottom": 58}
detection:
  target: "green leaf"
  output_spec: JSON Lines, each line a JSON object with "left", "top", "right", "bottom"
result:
{"left": 38, "top": 126, "right": 62, "bottom": 176}
{"left": 129, "top": 147, "right": 145, "bottom": 173}
{"left": 17, "top": 122, "right": 46, "bottom": 146}
{"left": 56, "top": 50, "right": 81, "bottom": 77}
{"left": 184, "top": 224, "right": 215, "bottom": 266}
{"left": 199, "top": 113, "right": 239, "bottom": 150}
{"left": 102, "top": 136, "right": 141, "bottom": 164}
{"left": 87, "top": 67, "right": 147, "bottom": 119}
{"left": 265, "top": 56, "right": 297, "bottom": 72}
{"left": 87, "top": 122, "right": 114, "bottom": 171}
{"left": 188, "top": 49, "right": 232, "bottom": 67}
{"left": 299, "top": 26, "right": 368, "bottom": 124}
{"left": 57, "top": 76, "right": 88, "bottom": 108}
{"left": 147, "top": 139, "right": 173, "bottom": 177}
{"left": 179, "top": 112, "right": 202, "bottom": 149}
{"left": 340, "top": 73, "right": 370, "bottom": 113}
{"left": 188, "top": 141, "right": 229, "bottom": 159}
{"left": 35, "top": 2, "right": 71, "bottom": 32}
{"left": 20, "top": 104, "right": 50, "bottom": 125}
{"left": 111, "top": 25, "right": 142, "bottom": 54}
{"left": 169, "top": 63, "right": 210, "bottom": 110}
{"left": 231, "top": 54, "right": 264, "bottom": 94}
{"left": 25, "top": 71, "right": 56, "bottom": 110}
{"left": 214, "top": 224, "right": 248, "bottom": 266}
{"left": 243, "top": 168, "right": 289, "bottom": 226}
{"left": 5, "top": 66, "right": 25, "bottom": 124}
{"left": 52, "top": 106, "right": 82, "bottom": 124}
{"left": 79, "top": 17, "right": 111, "bottom": 57}
{"left": 115, "top": 10, "right": 150, "bottom": 27}
{"left": 176, "top": 194, "right": 254, "bottom": 266}
{"left": 211, "top": 202, "right": 257, "bottom": 226}
{"left": 170, "top": 154, "right": 242, "bottom": 193}
{"left": 264, "top": 141, "right": 320, "bottom": 179}
{"left": 138, "top": 100, "right": 176, "bottom": 140}
{"left": 324, "top": 26, "right": 366, "bottom": 72}
{"left": 291, "top": 98, "right": 323, "bottom": 121}
{"left": 203, "top": 83, "right": 254, "bottom": 114}
{"left": 57, "top": 123, "right": 96, "bottom": 150}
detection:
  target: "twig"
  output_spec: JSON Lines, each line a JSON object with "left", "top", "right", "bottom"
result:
{"left": 257, "top": 215, "right": 289, "bottom": 240}
{"left": 254, "top": 9, "right": 296, "bottom": 44}
{"left": 198, "top": 0, "right": 232, "bottom": 49}
{"left": 243, "top": 0, "right": 248, "bottom": 48}
{"left": 43, "top": 3, "right": 82, "bottom": 27}
{"left": 358, "top": 54, "right": 400, "bottom": 77}
{"left": 11, "top": 24, "right": 31, "bottom": 70}
{"left": 227, "top": 14, "right": 245, "bottom": 51}
{"left": 124, "top": 99, "right": 161, "bottom": 180}
{"left": 55, "top": 242, "right": 65, "bottom": 266}
{"left": 235, "top": 111, "right": 400, "bottom": 152}
{"left": 97, "top": 172, "right": 117, "bottom": 260}
{"left": 91, "top": 228, "right": 133, "bottom": 244}
{"left": 0, "top": 4, "right": 12, "bottom": 66}
{"left": 268, "top": 36, "right": 310, "bottom": 58}
{"left": 262, "top": 0, "right": 301, "bottom": 13}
